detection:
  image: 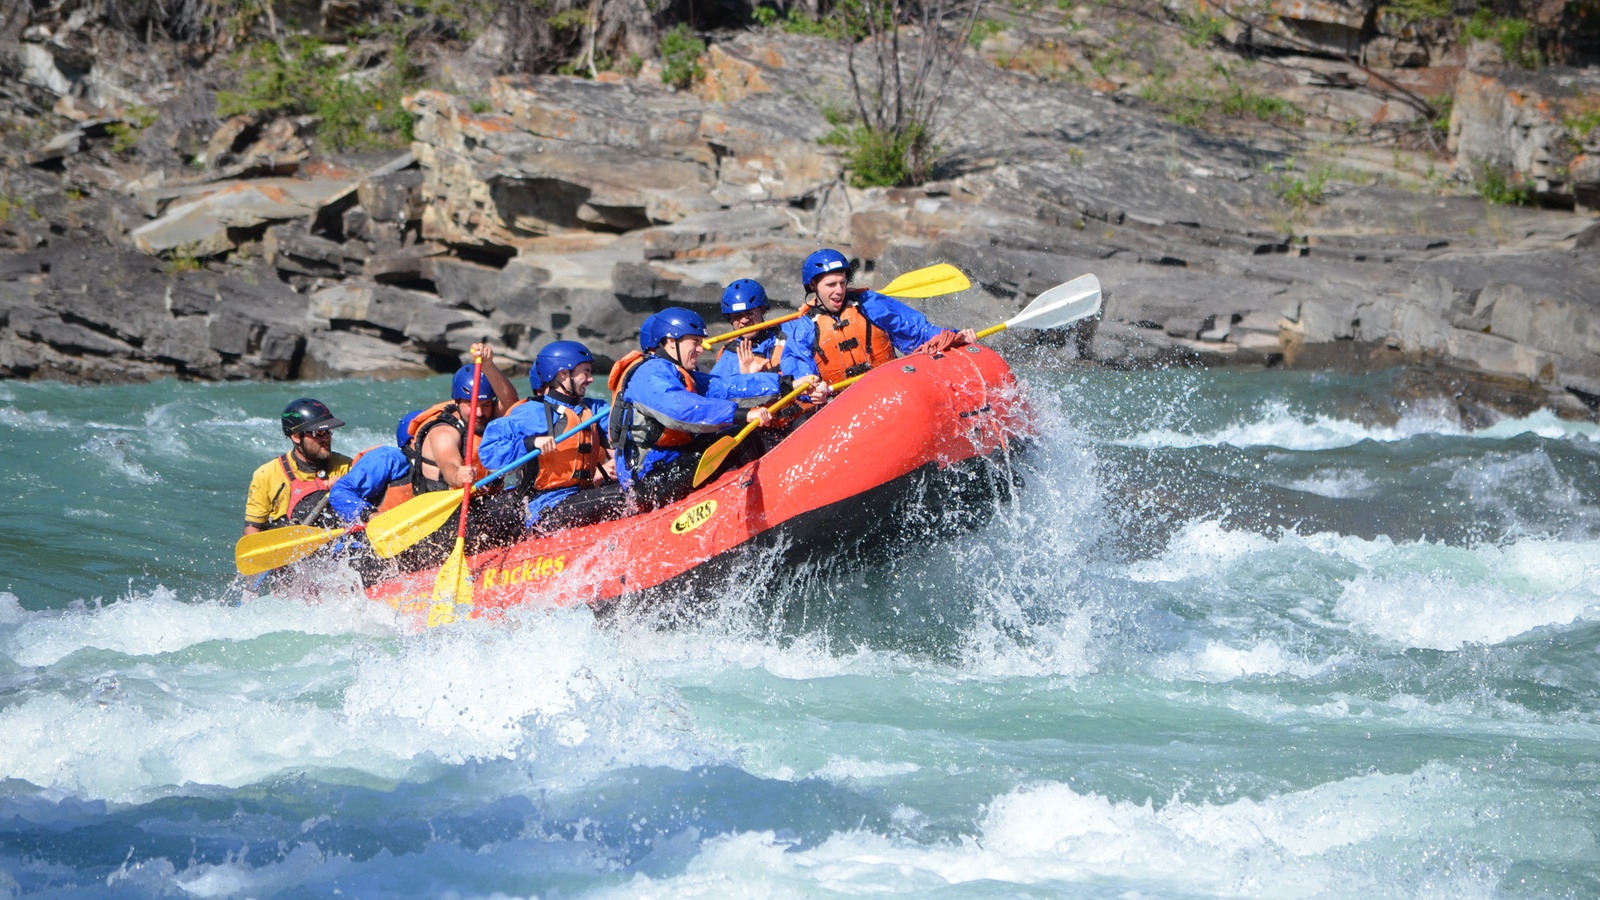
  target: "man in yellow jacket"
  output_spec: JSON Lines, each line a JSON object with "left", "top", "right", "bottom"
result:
{"left": 243, "top": 398, "right": 353, "bottom": 534}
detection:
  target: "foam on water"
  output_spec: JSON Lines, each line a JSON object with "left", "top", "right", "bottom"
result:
{"left": 4, "top": 584, "right": 392, "bottom": 667}
{"left": 1123, "top": 400, "right": 1600, "bottom": 451}
{"left": 1123, "top": 522, "right": 1600, "bottom": 652}
{"left": 1276, "top": 469, "right": 1378, "bottom": 499}
{"left": 0, "top": 587, "right": 724, "bottom": 803}
{"left": 1152, "top": 637, "right": 1353, "bottom": 682}
{"left": 602, "top": 761, "right": 1590, "bottom": 898}
{"left": 7, "top": 370, "right": 1600, "bottom": 896}
{"left": 1334, "top": 540, "right": 1600, "bottom": 650}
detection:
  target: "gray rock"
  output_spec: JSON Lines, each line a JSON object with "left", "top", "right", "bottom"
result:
{"left": 301, "top": 330, "right": 431, "bottom": 380}
{"left": 358, "top": 169, "right": 425, "bottom": 224}
{"left": 12, "top": 307, "right": 134, "bottom": 356}
{"left": 423, "top": 257, "right": 503, "bottom": 310}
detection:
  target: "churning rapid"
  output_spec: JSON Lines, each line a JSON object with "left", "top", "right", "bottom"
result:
{"left": 3, "top": 366, "right": 1600, "bottom": 897}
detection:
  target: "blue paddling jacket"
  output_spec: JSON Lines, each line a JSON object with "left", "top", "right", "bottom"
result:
{"left": 611, "top": 354, "right": 782, "bottom": 489}
{"left": 480, "top": 393, "right": 612, "bottom": 524}
{"left": 780, "top": 290, "right": 950, "bottom": 381}
{"left": 328, "top": 445, "right": 413, "bottom": 523}
{"left": 710, "top": 330, "right": 783, "bottom": 380}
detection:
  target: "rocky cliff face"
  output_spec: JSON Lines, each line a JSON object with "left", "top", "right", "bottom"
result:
{"left": 1, "top": 5, "right": 1597, "bottom": 423}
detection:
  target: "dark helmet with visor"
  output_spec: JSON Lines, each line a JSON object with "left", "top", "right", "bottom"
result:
{"left": 281, "top": 398, "right": 345, "bottom": 436}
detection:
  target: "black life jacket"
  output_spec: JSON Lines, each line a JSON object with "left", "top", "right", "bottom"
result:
{"left": 408, "top": 406, "right": 469, "bottom": 495}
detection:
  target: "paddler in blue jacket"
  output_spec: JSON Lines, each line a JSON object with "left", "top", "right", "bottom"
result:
{"left": 328, "top": 411, "right": 421, "bottom": 523}
{"left": 480, "top": 341, "right": 626, "bottom": 532}
{"left": 710, "top": 279, "right": 783, "bottom": 378}
{"left": 781, "top": 248, "right": 976, "bottom": 383}
{"left": 609, "top": 307, "right": 822, "bottom": 509}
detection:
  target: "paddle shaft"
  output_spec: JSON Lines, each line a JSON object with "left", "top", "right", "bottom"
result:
{"left": 691, "top": 374, "right": 864, "bottom": 488}
{"left": 363, "top": 411, "right": 607, "bottom": 558}
{"left": 743, "top": 373, "right": 863, "bottom": 433}
{"left": 470, "top": 412, "right": 606, "bottom": 490}
{"left": 454, "top": 356, "right": 485, "bottom": 541}
{"left": 706, "top": 264, "right": 971, "bottom": 347}
{"left": 705, "top": 310, "right": 804, "bottom": 346}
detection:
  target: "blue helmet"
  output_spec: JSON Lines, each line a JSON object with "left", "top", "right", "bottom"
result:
{"left": 720, "top": 279, "right": 769, "bottom": 315}
{"left": 450, "top": 365, "right": 496, "bottom": 401}
{"left": 801, "top": 249, "right": 851, "bottom": 291}
{"left": 639, "top": 307, "right": 708, "bottom": 350}
{"left": 396, "top": 409, "right": 422, "bottom": 447}
{"left": 535, "top": 340, "right": 594, "bottom": 388}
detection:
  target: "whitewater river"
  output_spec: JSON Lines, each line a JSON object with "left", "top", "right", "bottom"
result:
{"left": 3, "top": 365, "right": 1600, "bottom": 897}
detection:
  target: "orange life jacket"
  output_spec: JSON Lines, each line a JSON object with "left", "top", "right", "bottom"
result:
{"left": 274, "top": 453, "right": 333, "bottom": 527}
{"left": 407, "top": 401, "right": 484, "bottom": 494}
{"left": 501, "top": 395, "right": 609, "bottom": 493}
{"left": 713, "top": 331, "right": 784, "bottom": 372}
{"left": 607, "top": 350, "right": 700, "bottom": 455}
{"left": 349, "top": 444, "right": 416, "bottom": 514}
{"left": 806, "top": 297, "right": 895, "bottom": 382}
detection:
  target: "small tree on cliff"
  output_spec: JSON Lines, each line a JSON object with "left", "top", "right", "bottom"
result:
{"left": 817, "top": 0, "right": 985, "bottom": 187}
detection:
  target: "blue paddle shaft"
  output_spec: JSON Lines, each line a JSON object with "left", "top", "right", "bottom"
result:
{"left": 471, "top": 412, "right": 605, "bottom": 489}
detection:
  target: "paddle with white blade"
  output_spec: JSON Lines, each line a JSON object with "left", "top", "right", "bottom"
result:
{"left": 706, "top": 263, "right": 972, "bottom": 346}
{"left": 690, "top": 274, "right": 1101, "bottom": 490}
{"left": 973, "top": 273, "right": 1102, "bottom": 341}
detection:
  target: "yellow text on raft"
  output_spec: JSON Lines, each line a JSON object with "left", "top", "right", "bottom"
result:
{"left": 481, "top": 555, "right": 566, "bottom": 588}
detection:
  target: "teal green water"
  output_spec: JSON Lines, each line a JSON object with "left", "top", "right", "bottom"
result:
{"left": 3, "top": 367, "right": 1600, "bottom": 897}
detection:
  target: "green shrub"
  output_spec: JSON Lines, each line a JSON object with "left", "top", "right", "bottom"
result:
{"left": 824, "top": 120, "right": 935, "bottom": 188}
{"left": 779, "top": 0, "right": 889, "bottom": 41}
{"left": 164, "top": 243, "right": 206, "bottom": 274}
{"left": 0, "top": 196, "right": 38, "bottom": 223}
{"left": 1385, "top": 0, "right": 1453, "bottom": 24}
{"left": 105, "top": 106, "right": 158, "bottom": 154}
{"left": 1430, "top": 94, "right": 1453, "bottom": 131}
{"left": 969, "top": 18, "right": 1007, "bottom": 47}
{"left": 1474, "top": 161, "right": 1532, "bottom": 205}
{"left": 1178, "top": 9, "right": 1225, "bottom": 48}
{"left": 1464, "top": 11, "right": 1540, "bottom": 69}
{"left": 1565, "top": 109, "right": 1600, "bottom": 140}
{"left": 1140, "top": 78, "right": 1304, "bottom": 128}
{"left": 215, "top": 36, "right": 421, "bottom": 151}
{"left": 659, "top": 24, "right": 706, "bottom": 89}
{"left": 1221, "top": 86, "right": 1304, "bottom": 125}
{"left": 1271, "top": 164, "right": 1329, "bottom": 207}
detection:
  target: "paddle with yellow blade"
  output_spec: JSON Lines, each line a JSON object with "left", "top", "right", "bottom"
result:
{"left": 691, "top": 373, "right": 865, "bottom": 489}
{"left": 234, "top": 523, "right": 364, "bottom": 576}
{"left": 690, "top": 272, "right": 1103, "bottom": 489}
{"left": 365, "top": 411, "right": 606, "bottom": 559}
{"left": 704, "top": 263, "right": 972, "bottom": 347}
{"left": 424, "top": 355, "right": 489, "bottom": 626}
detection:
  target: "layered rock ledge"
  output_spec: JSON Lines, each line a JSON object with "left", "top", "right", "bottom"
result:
{"left": 1, "top": 26, "right": 1597, "bottom": 424}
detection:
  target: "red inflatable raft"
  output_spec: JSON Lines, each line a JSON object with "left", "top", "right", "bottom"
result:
{"left": 366, "top": 344, "right": 1032, "bottom": 618}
